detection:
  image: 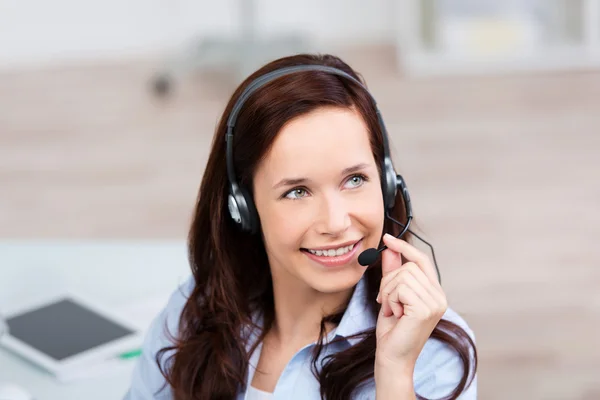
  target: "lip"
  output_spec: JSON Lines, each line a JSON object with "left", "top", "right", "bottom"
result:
{"left": 301, "top": 239, "right": 363, "bottom": 268}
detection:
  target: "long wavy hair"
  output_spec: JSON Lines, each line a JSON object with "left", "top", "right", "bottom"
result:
{"left": 157, "top": 53, "right": 477, "bottom": 400}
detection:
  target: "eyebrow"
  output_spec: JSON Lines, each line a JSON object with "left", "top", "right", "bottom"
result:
{"left": 272, "top": 163, "right": 370, "bottom": 190}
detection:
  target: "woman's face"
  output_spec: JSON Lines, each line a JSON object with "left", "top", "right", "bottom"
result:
{"left": 253, "top": 106, "right": 385, "bottom": 294}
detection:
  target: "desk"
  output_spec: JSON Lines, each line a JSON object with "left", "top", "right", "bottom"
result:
{"left": 0, "top": 240, "right": 191, "bottom": 400}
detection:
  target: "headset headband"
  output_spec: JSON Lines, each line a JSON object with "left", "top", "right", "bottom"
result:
{"left": 225, "top": 65, "right": 392, "bottom": 190}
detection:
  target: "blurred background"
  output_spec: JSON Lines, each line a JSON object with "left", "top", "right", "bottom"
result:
{"left": 1, "top": 0, "right": 599, "bottom": 399}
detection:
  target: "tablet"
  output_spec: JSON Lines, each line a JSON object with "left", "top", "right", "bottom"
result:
{"left": 0, "top": 293, "right": 143, "bottom": 378}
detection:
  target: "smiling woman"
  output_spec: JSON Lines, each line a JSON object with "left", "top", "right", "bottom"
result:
{"left": 253, "top": 106, "right": 385, "bottom": 294}
{"left": 123, "top": 54, "right": 478, "bottom": 400}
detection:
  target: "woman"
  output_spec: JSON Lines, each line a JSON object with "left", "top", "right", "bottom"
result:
{"left": 125, "top": 54, "right": 477, "bottom": 400}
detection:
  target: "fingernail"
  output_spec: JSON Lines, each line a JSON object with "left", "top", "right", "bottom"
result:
{"left": 376, "top": 293, "right": 381, "bottom": 303}
{"left": 383, "top": 233, "right": 394, "bottom": 240}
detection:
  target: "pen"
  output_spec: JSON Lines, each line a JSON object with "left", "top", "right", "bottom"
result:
{"left": 118, "top": 349, "right": 142, "bottom": 360}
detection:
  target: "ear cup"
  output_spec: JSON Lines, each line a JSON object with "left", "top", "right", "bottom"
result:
{"left": 229, "top": 183, "right": 259, "bottom": 234}
{"left": 228, "top": 192, "right": 243, "bottom": 225}
{"left": 239, "top": 186, "right": 259, "bottom": 234}
{"left": 395, "top": 174, "right": 413, "bottom": 219}
{"left": 228, "top": 183, "right": 255, "bottom": 233}
{"left": 382, "top": 157, "right": 398, "bottom": 210}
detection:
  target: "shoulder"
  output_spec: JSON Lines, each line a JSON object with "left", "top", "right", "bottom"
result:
{"left": 413, "top": 307, "right": 478, "bottom": 399}
{"left": 123, "top": 275, "right": 196, "bottom": 400}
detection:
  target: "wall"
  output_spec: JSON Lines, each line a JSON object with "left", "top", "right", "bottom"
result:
{"left": 0, "top": 0, "right": 395, "bottom": 70}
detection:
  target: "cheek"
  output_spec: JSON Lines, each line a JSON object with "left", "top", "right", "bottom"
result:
{"left": 363, "top": 206, "right": 385, "bottom": 236}
{"left": 260, "top": 203, "right": 312, "bottom": 249}
{"left": 356, "top": 185, "right": 385, "bottom": 223}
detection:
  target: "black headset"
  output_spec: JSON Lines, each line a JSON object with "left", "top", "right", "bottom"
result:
{"left": 225, "top": 65, "right": 413, "bottom": 238}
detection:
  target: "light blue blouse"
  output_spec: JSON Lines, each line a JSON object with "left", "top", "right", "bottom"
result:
{"left": 123, "top": 275, "right": 477, "bottom": 399}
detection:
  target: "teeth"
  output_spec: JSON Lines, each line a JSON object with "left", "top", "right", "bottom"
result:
{"left": 308, "top": 244, "right": 354, "bottom": 257}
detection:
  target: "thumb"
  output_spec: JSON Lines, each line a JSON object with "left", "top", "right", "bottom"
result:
{"left": 381, "top": 235, "right": 403, "bottom": 276}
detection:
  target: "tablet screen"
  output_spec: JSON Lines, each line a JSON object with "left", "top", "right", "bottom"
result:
{"left": 6, "top": 298, "right": 135, "bottom": 361}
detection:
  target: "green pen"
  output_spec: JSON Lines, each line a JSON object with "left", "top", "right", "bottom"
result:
{"left": 118, "top": 349, "right": 142, "bottom": 360}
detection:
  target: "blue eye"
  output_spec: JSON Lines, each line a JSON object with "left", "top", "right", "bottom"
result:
{"left": 285, "top": 188, "right": 308, "bottom": 200}
{"left": 345, "top": 174, "right": 367, "bottom": 188}
{"left": 282, "top": 174, "right": 368, "bottom": 200}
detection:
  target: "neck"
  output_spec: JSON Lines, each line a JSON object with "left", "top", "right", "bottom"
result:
{"left": 267, "top": 271, "right": 353, "bottom": 348}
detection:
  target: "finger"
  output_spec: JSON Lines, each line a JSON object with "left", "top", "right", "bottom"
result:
{"left": 398, "top": 268, "right": 442, "bottom": 312}
{"left": 389, "top": 296, "right": 404, "bottom": 318}
{"left": 381, "top": 270, "right": 411, "bottom": 318}
{"left": 380, "top": 268, "right": 434, "bottom": 313}
{"left": 380, "top": 292, "right": 390, "bottom": 317}
{"left": 381, "top": 237, "right": 403, "bottom": 277}
{"left": 380, "top": 272, "right": 401, "bottom": 317}
{"left": 401, "top": 262, "right": 446, "bottom": 305}
{"left": 377, "top": 266, "right": 402, "bottom": 303}
{"left": 382, "top": 234, "right": 441, "bottom": 289}
{"left": 377, "top": 262, "right": 423, "bottom": 303}
{"left": 381, "top": 268, "right": 444, "bottom": 322}
{"left": 377, "top": 262, "right": 435, "bottom": 305}
{"left": 381, "top": 284, "right": 393, "bottom": 317}
{"left": 381, "top": 277, "right": 402, "bottom": 318}
{"left": 392, "top": 282, "right": 426, "bottom": 318}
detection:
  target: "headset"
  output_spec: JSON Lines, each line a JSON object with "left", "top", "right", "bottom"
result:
{"left": 224, "top": 64, "right": 439, "bottom": 282}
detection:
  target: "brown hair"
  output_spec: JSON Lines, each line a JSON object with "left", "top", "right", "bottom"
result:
{"left": 157, "top": 53, "right": 477, "bottom": 399}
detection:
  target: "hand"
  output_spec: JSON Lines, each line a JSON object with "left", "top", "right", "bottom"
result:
{"left": 374, "top": 233, "right": 448, "bottom": 371}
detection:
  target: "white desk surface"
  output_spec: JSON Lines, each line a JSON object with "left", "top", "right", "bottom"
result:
{"left": 0, "top": 240, "right": 192, "bottom": 400}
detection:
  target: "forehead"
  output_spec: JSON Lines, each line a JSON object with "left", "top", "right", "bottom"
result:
{"left": 257, "top": 107, "right": 376, "bottom": 181}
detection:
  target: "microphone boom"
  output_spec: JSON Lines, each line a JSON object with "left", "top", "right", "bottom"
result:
{"left": 358, "top": 212, "right": 441, "bottom": 284}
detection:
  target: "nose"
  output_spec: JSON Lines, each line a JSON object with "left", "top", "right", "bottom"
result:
{"left": 316, "top": 192, "right": 351, "bottom": 236}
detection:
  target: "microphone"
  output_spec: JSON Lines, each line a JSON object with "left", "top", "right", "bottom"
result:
{"left": 357, "top": 248, "right": 379, "bottom": 267}
{"left": 357, "top": 210, "right": 411, "bottom": 266}
{"left": 358, "top": 211, "right": 441, "bottom": 284}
